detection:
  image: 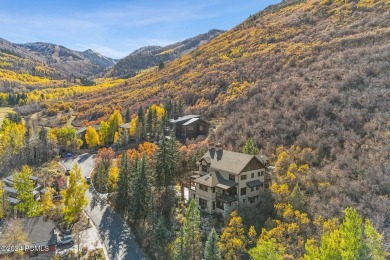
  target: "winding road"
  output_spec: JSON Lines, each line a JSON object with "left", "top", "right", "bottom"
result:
{"left": 61, "top": 154, "right": 144, "bottom": 260}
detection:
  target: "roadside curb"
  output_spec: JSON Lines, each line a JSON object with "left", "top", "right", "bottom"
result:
{"left": 83, "top": 211, "right": 110, "bottom": 260}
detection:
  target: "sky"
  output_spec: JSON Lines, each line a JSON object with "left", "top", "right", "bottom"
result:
{"left": 0, "top": 0, "right": 280, "bottom": 59}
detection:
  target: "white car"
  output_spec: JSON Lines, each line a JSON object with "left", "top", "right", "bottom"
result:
{"left": 57, "top": 235, "right": 74, "bottom": 246}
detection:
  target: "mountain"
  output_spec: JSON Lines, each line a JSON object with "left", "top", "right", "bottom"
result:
{"left": 20, "top": 42, "right": 116, "bottom": 78}
{"left": 59, "top": 0, "right": 390, "bottom": 244}
{"left": 105, "top": 29, "right": 224, "bottom": 78}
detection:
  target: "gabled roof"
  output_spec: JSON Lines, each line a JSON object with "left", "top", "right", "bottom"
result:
{"left": 24, "top": 216, "right": 57, "bottom": 246}
{"left": 201, "top": 149, "right": 265, "bottom": 175}
{"left": 193, "top": 171, "right": 237, "bottom": 189}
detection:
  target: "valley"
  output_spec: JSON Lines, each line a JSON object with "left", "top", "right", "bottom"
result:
{"left": 0, "top": 0, "right": 389, "bottom": 259}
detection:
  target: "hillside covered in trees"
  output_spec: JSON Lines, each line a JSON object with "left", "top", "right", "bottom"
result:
{"left": 44, "top": 0, "right": 390, "bottom": 246}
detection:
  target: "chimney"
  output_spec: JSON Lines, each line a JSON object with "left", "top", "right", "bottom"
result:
{"left": 173, "top": 114, "right": 179, "bottom": 120}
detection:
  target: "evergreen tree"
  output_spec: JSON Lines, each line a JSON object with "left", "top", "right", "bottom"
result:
{"left": 14, "top": 165, "right": 41, "bottom": 217}
{"left": 204, "top": 228, "right": 222, "bottom": 260}
{"left": 219, "top": 210, "right": 247, "bottom": 260}
{"left": 154, "top": 137, "right": 168, "bottom": 189}
{"left": 288, "top": 183, "right": 306, "bottom": 211}
{"left": 153, "top": 216, "right": 169, "bottom": 259}
{"left": 173, "top": 227, "right": 188, "bottom": 260}
{"left": 242, "top": 138, "right": 260, "bottom": 155}
{"left": 184, "top": 199, "right": 202, "bottom": 260}
{"left": 125, "top": 107, "right": 131, "bottom": 123}
{"left": 129, "top": 154, "right": 150, "bottom": 221}
{"left": 115, "top": 151, "right": 132, "bottom": 215}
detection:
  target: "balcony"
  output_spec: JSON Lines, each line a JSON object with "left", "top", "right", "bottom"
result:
{"left": 216, "top": 193, "right": 238, "bottom": 203}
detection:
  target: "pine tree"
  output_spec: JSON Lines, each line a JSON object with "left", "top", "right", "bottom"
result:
{"left": 184, "top": 199, "right": 202, "bottom": 260}
{"left": 204, "top": 228, "right": 222, "bottom": 260}
{"left": 125, "top": 107, "right": 131, "bottom": 123}
{"left": 115, "top": 151, "right": 132, "bottom": 215}
{"left": 61, "top": 164, "right": 88, "bottom": 223}
{"left": 219, "top": 210, "right": 247, "bottom": 260}
{"left": 129, "top": 154, "right": 150, "bottom": 221}
{"left": 14, "top": 165, "right": 41, "bottom": 217}
{"left": 154, "top": 137, "right": 168, "bottom": 189}
{"left": 153, "top": 216, "right": 169, "bottom": 259}
{"left": 288, "top": 183, "right": 306, "bottom": 211}
{"left": 173, "top": 227, "right": 188, "bottom": 260}
{"left": 242, "top": 138, "right": 260, "bottom": 155}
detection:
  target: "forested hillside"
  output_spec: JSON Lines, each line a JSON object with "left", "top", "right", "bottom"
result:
{"left": 53, "top": 0, "right": 390, "bottom": 245}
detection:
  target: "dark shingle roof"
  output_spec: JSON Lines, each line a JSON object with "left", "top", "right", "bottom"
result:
{"left": 193, "top": 171, "right": 237, "bottom": 189}
{"left": 246, "top": 180, "right": 262, "bottom": 188}
{"left": 201, "top": 149, "right": 265, "bottom": 175}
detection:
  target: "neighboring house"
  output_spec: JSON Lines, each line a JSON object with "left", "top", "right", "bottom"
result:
{"left": 169, "top": 115, "right": 210, "bottom": 141}
{"left": 0, "top": 216, "right": 57, "bottom": 259}
{"left": 189, "top": 143, "right": 269, "bottom": 216}
{"left": 3, "top": 175, "right": 41, "bottom": 205}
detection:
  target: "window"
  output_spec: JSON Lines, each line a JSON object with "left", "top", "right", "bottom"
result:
{"left": 212, "top": 187, "right": 215, "bottom": 193}
{"left": 249, "top": 197, "right": 256, "bottom": 204}
{"left": 261, "top": 171, "right": 264, "bottom": 176}
{"left": 229, "top": 174, "right": 235, "bottom": 181}
{"left": 251, "top": 173, "right": 254, "bottom": 178}
{"left": 199, "top": 184, "right": 208, "bottom": 192}
{"left": 240, "top": 175, "right": 247, "bottom": 181}
{"left": 200, "top": 125, "right": 204, "bottom": 131}
{"left": 193, "top": 194, "right": 196, "bottom": 199}
{"left": 213, "top": 201, "right": 216, "bottom": 210}
{"left": 256, "top": 186, "right": 259, "bottom": 190}
{"left": 202, "top": 165, "right": 208, "bottom": 173}
{"left": 199, "top": 198, "right": 207, "bottom": 209}
{"left": 258, "top": 172, "right": 260, "bottom": 177}
{"left": 251, "top": 187, "right": 254, "bottom": 192}
{"left": 187, "top": 125, "right": 194, "bottom": 131}
{"left": 260, "top": 182, "right": 264, "bottom": 187}
{"left": 240, "top": 187, "right": 246, "bottom": 196}
{"left": 217, "top": 200, "right": 224, "bottom": 209}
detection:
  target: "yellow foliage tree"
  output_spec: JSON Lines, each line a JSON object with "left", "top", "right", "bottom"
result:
{"left": 108, "top": 165, "right": 119, "bottom": 192}
{"left": 41, "top": 187, "right": 55, "bottom": 219}
{"left": 61, "top": 165, "right": 88, "bottom": 223}
{"left": 219, "top": 211, "right": 247, "bottom": 260}
{"left": 85, "top": 126, "right": 100, "bottom": 149}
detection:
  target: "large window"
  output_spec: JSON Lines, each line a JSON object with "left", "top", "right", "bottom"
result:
{"left": 240, "top": 175, "right": 247, "bottom": 181}
{"left": 199, "top": 198, "right": 207, "bottom": 209}
{"left": 251, "top": 173, "right": 254, "bottom": 178}
{"left": 229, "top": 174, "right": 235, "bottom": 181}
{"left": 202, "top": 165, "right": 208, "bottom": 173}
{"left": 199, "top": 184, "right": 208, "bottom": 192}
{"left": 187, "top": 125, "right": 194, "bottom": 131}
{"left": 241, "top": 187, "right": 246, "bottom": 196}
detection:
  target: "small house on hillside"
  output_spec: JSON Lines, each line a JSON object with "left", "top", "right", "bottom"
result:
{"left": 169, "top": 115, "right": 210, "bottom": 141}
{"left": 3, "top": 175, "right": 41, "bottom": 205}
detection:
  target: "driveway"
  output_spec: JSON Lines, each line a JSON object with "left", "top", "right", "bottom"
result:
{"left": 60, "top": 154, "right": 144, "bottom": 260}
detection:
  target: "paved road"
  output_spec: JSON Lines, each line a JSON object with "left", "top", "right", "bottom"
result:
{"left": 60, "top": 154, "right": 144, "bottom": 260}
